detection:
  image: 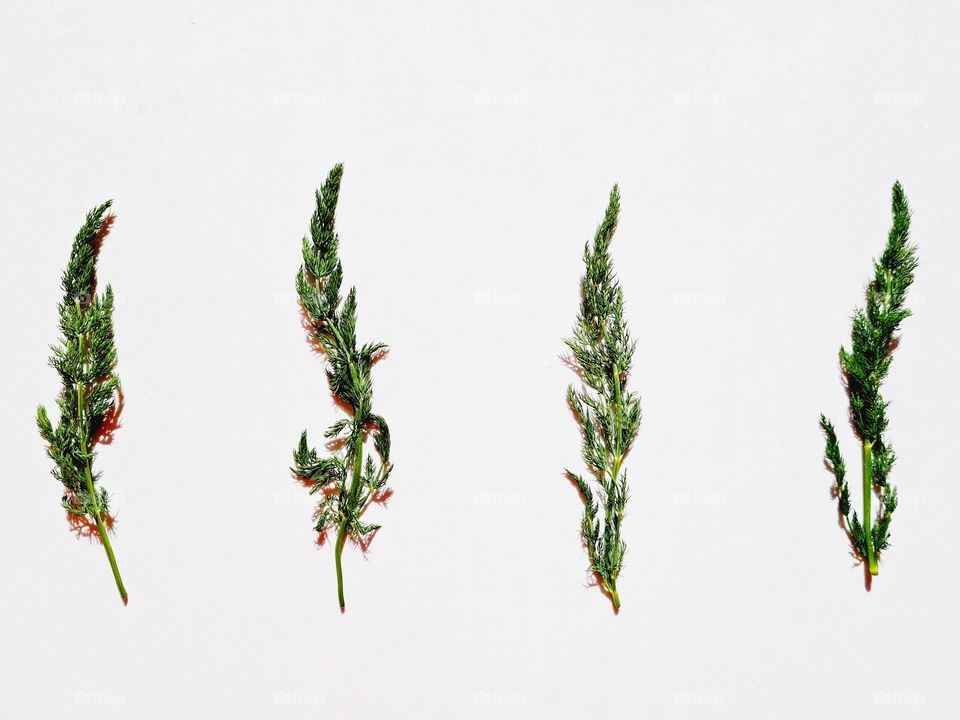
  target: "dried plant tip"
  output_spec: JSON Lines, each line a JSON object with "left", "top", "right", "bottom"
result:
{"left": 564, "top": 185, "right": 641, "bottom": 610}
{"left": 819, "top": 181, "right": 916, "bottom": 578}
{"left": 37, "top": 201, "right": 128, "bottom": 602}
{"left": 292, "top": 165, "right": 393, "bottom": 610}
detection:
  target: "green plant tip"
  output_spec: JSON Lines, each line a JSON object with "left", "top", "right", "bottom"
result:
{"left": 290, "top": 164, "right": 393, "bottom": 609}
{"left": 819, "top": 181, "right": 916, "bottom": 580}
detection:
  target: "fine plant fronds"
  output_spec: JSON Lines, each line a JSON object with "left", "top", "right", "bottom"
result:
{"left": 36, "top": 201, "right": 128, "bottom": 603}
{"left": 820, "top": 181, "right": 917, "bottom": 578}
{"left": 564, "top": 185, "right": 642, "bottom": 610}
{"left": 291, "top": 164, "right": 392, "bottom": 610}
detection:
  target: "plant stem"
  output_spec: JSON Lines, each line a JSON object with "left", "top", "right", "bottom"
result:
{"left": 84, "top": 463, "right": 127, "bottom": 601}
{"left": 77, "top": 379, "right": 127, "bottom": 602}
{"left": 862, "top": 440, "right": 879, "bottom": 576}
{"left": 334, "top": 430, "right": 365, "bottom": 609}
{"left": 608, "top": 455, "right": 622, "bottom": 526}
{"left": 608, "top": 453, "right": 623, "bottom": 609}
{"left": 610, "top": 583, "right": 621, "bottom": 610}
{"left": 612, "top": 362, "right": 622, "bottom": 450}
{"left": 334, "top": 520, "right": 346, "bottom": 608}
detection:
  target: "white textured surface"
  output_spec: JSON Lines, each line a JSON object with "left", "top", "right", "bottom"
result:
{"left": 1, "top": 2, "right": 958, "bottom": 718}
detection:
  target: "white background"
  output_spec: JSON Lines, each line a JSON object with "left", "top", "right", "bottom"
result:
{"left": 1, "top": 2, "right": 958, "bottom": 718}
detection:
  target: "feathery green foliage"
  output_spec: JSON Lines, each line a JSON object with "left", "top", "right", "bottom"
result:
{"left": 820, "top": 181, "right": 916, "bottom": 577}
{"left": 36, "top": 201, "right": 128, "bottom": 602}
{"left": 565, "top": 185, "right": 641, "bottom": 610}
{"left": 292, "top": 164, "right": 392, "bottom": 609}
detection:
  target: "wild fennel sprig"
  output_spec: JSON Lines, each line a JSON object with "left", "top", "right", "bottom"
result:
{"left": 820, "top": 181, "right": 917, "bottom": 577}
{"left": 564, "top": 185, "right": 642, "bottom": 610}
{"left": 36, "top": 201, "right": 128, "bottom": 603}
{"left": 291, "top": 164, "right": 392, "bottom": 610}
